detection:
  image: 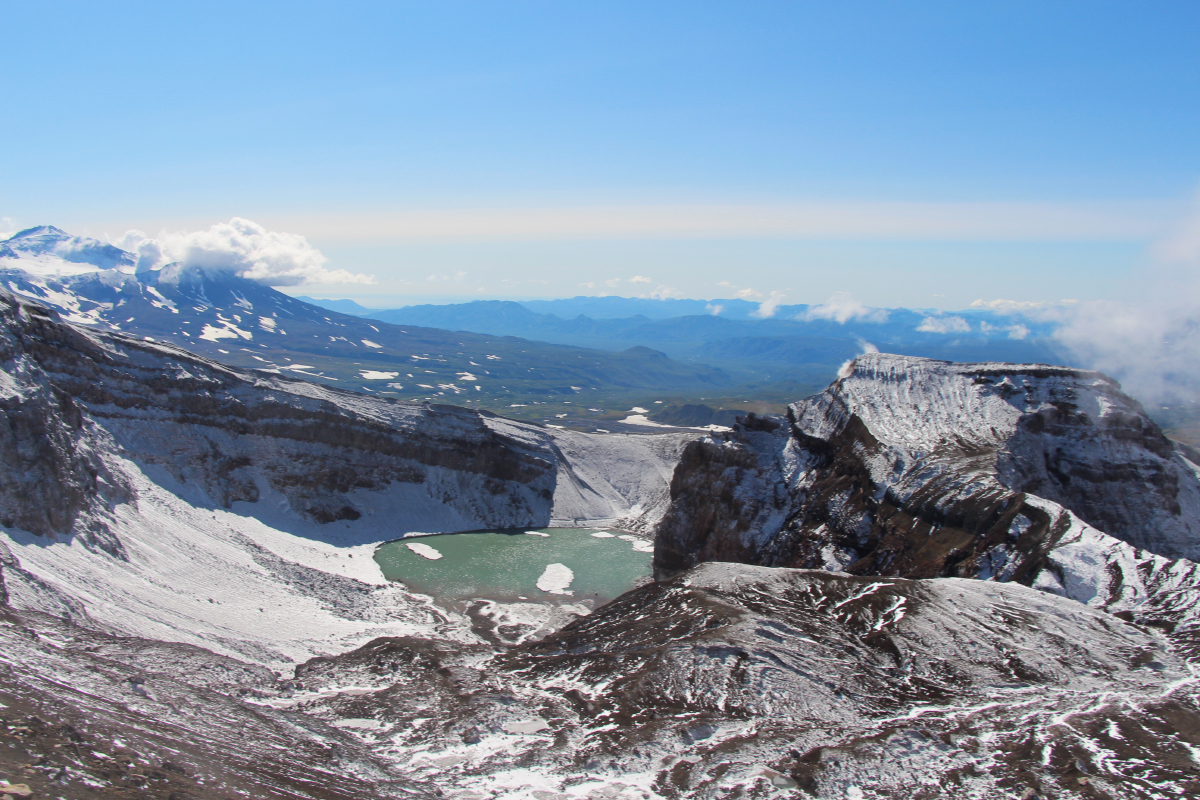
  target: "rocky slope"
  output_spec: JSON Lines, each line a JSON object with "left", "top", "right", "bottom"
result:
{"left": 10, "top": 562, "right": 1180, "bottom": 800}
{"left": 10, "top": 560, "right": 1191, "bottom": 800}
{"left": 654, "top": 353, "right": 1200, "bottom": 654}
{"left": 485, "top": 563, "right": 1200, "bottom": 798}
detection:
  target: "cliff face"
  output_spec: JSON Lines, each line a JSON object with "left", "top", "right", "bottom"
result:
{"left": 0, "top": 291, "right": 566, "bottom": 539}
{"left": 653, "top": 354, "right": 1200, "bottom": 654}
{"left": 0, "top": 301, "right": 132, "bottom": 540}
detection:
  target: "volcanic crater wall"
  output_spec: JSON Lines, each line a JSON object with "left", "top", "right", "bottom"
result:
{"left": 654, "top": 353, "right": 1200, "bottom": 584}
{"left": 0, "top": 292, "right": 572, "bottom": 539}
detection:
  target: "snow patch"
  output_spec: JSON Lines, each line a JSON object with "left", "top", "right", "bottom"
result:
{"left": 199, "top": 322, "right": 252, "bottom": 342}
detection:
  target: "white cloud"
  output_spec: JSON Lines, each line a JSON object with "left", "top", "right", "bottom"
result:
{"left": 630, "top": 275, "right": 651, "bottom": 284}
{"left": 1053, "top": 194, "right": 1200, "bottom": 403}
{"left": 605, "top": 278, "right": 621, "bottom": 287}
{"left": 735, "top": 287, "right": 762, "bottom": 299}
{"left": 1039, "top": 188, "right": 1200, "bottom": 405}
{"left": 802, "top": 292, "right": 889, "bottom": 324}
{"left": 970, "top": 298, "right": 1046, "bottom": 312}
{"left": 1006, "top": 324, "right": 1030, "bottom": 340}
{"left": 916, "top": 315, "right": 971, "bottom": 334}
{"left": 649, "top": 285, "right": 684, "bottom": 300}
{"left": 751, "top": 291, "right": 786, "bottom": 319}
{"left": 580, "top": 281, "right": 596, "bottom": 289}
{"left": 0, "top": 217, "right": 16, "bottom": 239}
{"left": 117, "top": 218, "right": 373, "bottom": 286}
{"left": 856, "top": 338, "right": 879, "bottom": 354}
{"left": 705, "top": 303, "right": 724, "bottom": 316}
{"left": 1154, "top": 201, "right": 1200, "bottom": 263}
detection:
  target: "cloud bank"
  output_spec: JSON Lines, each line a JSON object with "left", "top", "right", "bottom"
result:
{"left": 802, "top": 292, "right": 889, "bottom": 324}
{"left": 116, "top": 218, "right": 373, "bottom": 286}
{"left": 916, "top": 315, "right": 971, "bottom": 334}
{"left": 265, "top": 200, "right": 1173, "bottom": 243}
{"left": 752, "top": 291, "right": 786, "bottom": 319}
{"left": 1053, "top": 197, "right": 1200, "bottom": 405}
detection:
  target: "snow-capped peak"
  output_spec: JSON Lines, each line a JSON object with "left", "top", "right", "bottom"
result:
{"left": 0, "top": 224, "right": 136, "bottom": 275}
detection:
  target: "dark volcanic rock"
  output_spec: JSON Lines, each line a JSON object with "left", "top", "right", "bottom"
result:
{"left": 652, "top": 354, "right": 1200, "bottom": 653}
{"left": 494, "top": 562, "right": 1200, "bottom": 798}
{"left": 0, "top": 300, "right": 132, "bottom": 538}
{"left": 655, "top": 354, "right": 1200, "bottom": 579}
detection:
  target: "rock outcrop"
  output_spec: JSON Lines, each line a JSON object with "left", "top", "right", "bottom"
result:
{"left": 654, "top": 354, "right": 1200, "bottom": 654}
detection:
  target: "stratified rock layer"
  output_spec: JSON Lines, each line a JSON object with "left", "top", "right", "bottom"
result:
{"left": 654, "top": 354, "right": 1200, "bottom": 655}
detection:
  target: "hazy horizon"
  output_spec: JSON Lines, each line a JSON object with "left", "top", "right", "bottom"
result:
{"left": 5, "top": 1, "right": 1199, "bottom": 402}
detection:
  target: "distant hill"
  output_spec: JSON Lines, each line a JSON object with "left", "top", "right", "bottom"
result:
{"left": 520, "top": 295, "right": 763, "bottom": 320}
{"left": 295, "top": 295, "right": 373, "bottom": 315}
{"left": 367, "top": 297, "right": 1070, "bottom": 386}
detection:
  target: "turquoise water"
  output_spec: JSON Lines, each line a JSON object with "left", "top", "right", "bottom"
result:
{"left": 373, "top": 528, "right": 653, "bottom": 606}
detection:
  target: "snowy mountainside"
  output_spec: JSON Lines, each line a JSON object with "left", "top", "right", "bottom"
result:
{"left": 0, "top": 226, "right": 732, "bottom": 407}
{"left": 7, "top": 561, "right": 1192, "bottom": 799}
{"left": 654, "top": 353, "right": 1200, "bottom": 655}
{"left": 479, "top": 564, "right": 1199, "bottom": 798}
{"left": 0, "top": 289, "right": 690, "bottom": 664}
{"left": 0, "top": 225, "right": 136, "bottom": 275}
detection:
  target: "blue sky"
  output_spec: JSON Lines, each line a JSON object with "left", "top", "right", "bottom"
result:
{"left": 3, "top": 1, "right": 1198, "bottom": 308}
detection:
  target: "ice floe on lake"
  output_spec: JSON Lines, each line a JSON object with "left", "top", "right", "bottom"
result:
{"left": 405, "top": 542, "right": 443, "bottom": 560}
{"left": 536, "top": 563, "right": 574, "bottom": 595}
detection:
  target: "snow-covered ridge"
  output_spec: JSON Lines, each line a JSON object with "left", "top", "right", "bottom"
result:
{"left": 0, "top": 226, "right": 734, "bottom": 404}
{"left": 654, "top": 352, "right": 1200, "bottom": 657}
{"left": 0, "top": 225, "right": 136, "bottom": 275}
{"left": 824, "top": 352, "right": 1200, "bottom": 561}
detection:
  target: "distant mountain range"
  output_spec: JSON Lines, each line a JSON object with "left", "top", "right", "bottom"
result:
{"left": 0, "top": 227, "right": 733, "bottom": 417}
{"left": 1, "top": 225, "right": 1079, "bottom": 430}
{"left": 312, "top": 296, "right": 1070, "bottom": 386}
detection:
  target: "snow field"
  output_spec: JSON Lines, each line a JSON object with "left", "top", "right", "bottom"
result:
{"left": 2, "top": 458, "right": 477, "bottom": 667}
